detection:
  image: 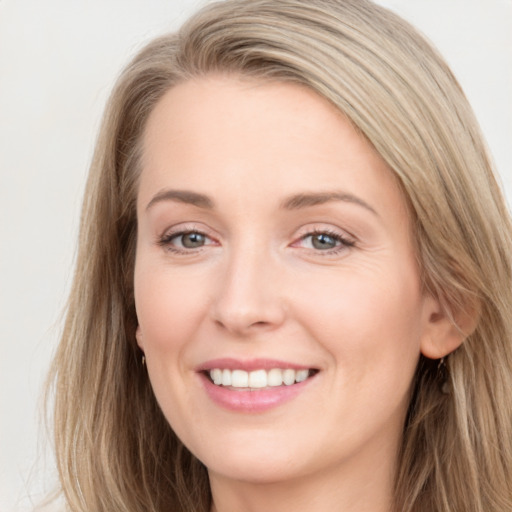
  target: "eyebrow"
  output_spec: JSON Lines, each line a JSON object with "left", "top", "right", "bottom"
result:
{"left": 282, "top": 191, "right": 378, "bottom": 216}
{"left": 145, "top": 188, "right": 377, "bottom": 216}
{"left": 146, "top": 189, "right": 215, "bottom": 210}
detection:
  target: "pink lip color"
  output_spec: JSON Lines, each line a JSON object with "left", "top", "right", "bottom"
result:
{"left": 197, "top": 357, "right": 312, "bottom": 372}
{"left": 196, "top": 359, "right": 317, "bottom": 413}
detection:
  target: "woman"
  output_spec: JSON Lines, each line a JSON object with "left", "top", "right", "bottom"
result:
{"left": 47, "top": 0, "right": 512, "bottom": 511}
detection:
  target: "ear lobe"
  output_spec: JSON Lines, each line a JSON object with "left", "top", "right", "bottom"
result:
{"left": 135, "top": 326, "right": 144, "bottom": 350}
{"left": 420, "top": 294, "right": 480, "bottom": 360}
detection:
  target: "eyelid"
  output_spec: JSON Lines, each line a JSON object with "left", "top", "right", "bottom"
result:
{"left": 291, "top": 225, "right": 356, "bottom": 253}
{"left": 156, "top": 223, "right": 219, "bottom": 252}
{"left": 293, "top": 223, "right": 356, "bottom": 241}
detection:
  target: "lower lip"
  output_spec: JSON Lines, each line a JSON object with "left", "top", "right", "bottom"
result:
{"left": 199, "top": 373, "right": 316, "bottom": 413}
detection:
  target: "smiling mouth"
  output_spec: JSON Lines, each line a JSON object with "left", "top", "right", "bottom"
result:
{"left": 206, "top": 368, "right": 319, "bottom": 390}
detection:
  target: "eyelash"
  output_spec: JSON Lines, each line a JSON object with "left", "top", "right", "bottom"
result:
{"left": 157, "top": 227, "right": 216, "bottom": 254}
{"left": 157, "top": 227, "right": 356, "bottom": 255}
{"left": 298, "top": 228, "right": 355, "bottom": 253}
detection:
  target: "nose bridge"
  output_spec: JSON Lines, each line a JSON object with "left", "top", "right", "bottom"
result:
{"left": 211, "top": 234, "right": 285, "bottom": 334}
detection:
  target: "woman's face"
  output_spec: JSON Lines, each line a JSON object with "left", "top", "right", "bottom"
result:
{"left": 134, "top": 77, "right": 439, "bottom": 487}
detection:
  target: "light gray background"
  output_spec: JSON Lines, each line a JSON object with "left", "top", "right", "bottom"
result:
{"left": 1, "top": 1, "right": 510, "bottom": 510}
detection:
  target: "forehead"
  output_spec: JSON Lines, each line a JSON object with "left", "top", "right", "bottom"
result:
{"left": 142, "top": 76, "right": 348, "bottom": 161}
{"left": 138, "top": 75, "right": 408, "bottom": 221}
{"left": 142, "top": 75, "right": 368, "bottom": 162}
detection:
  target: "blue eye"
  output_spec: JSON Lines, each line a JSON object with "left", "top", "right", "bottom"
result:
{"left": 299, "top": 230, "right": 355, "bottom": 253}
{"left": 309, "top": 233, "right": 339, "bottom": 250}
{"left": 176, "top": 232, "right": 207, "bottom": 248}
{"left": 158, "top": 230, "right": 213, "bottom": 252}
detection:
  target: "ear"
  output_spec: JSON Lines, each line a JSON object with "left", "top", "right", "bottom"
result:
{"left": 420, "top": 294, "right": 479, "bottom": 359}
{"left": 135, "top": 326, "right": 144, "bottom": 350}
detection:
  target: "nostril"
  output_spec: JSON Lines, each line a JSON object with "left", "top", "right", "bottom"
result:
{"left": 213, "top": 315, "right": 280, "bottom": 334}
{"left": 252, "top": 321, "right": 270, "bottom": 327}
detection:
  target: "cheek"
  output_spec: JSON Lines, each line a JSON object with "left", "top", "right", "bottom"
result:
{"left": 134, "top": 258, "right": 212, "bottom": 354}
{"left": 133, "top": 258, "right": 211, "bottom": 428}
{"left": 292, "top": 263, "right": 424, "bottom": 376}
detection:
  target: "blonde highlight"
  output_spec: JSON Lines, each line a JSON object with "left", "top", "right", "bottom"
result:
{"left": 48, "top": 1, "right": 512, "bottom": 510}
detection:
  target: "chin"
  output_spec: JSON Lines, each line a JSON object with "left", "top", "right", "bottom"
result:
{"left": 187, "top": 428, "right": 314, "bottom": 484}
{"left": 206, "top": 455, "right": 306, "bottom": 485}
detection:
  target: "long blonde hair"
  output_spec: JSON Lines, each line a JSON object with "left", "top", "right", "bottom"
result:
{"left": 48, "top": 1, "right": 512, "bottom": 510}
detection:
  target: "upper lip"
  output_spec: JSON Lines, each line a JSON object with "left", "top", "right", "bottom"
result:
{"left": 196, "top": 358, "right": 316, "bottom": 372}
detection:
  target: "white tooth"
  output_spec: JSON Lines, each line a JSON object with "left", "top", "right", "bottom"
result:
{"left": 211, "top": 368, "right": 222, "bottom": 385}
{"left": 221, "top": 369, "right": 232, "bottom": 386}
{"left": 249, "top": 369, "right": 267, "bottom": 388}
{"left": 283, "top": 369, "right": 296, "bottom": 385}
{"left": 267, "top": 368, "right": 283, "bottom": 386}
{"left": 231, "top": 370, "right": 249, "bottom": 388}
{"left": 295, "top": 369, "right": 309, "bottom": 383}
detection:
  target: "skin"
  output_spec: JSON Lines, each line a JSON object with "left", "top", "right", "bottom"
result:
{"left": 134, "top": 76, "right": 460, "bottom": 512}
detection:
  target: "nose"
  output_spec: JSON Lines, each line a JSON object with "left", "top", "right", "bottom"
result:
{"left": 210, "top": 242, "right": 286, "bottom": 336}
